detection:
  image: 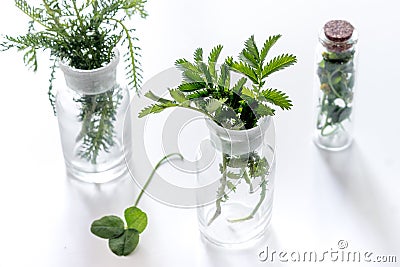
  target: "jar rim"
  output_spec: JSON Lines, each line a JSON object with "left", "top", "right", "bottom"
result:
{"left": 319, "top": 28, "right": 358, "bottom": 52}
{"left": 59, "top": 48, "right": 120, "bottom": 75}
{"left": 59, "top": 49, "right": 120, "bottom": 95}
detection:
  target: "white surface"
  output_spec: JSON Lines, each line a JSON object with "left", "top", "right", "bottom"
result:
{"left": 1, "top": 0, "right": 400, "bottom": 266}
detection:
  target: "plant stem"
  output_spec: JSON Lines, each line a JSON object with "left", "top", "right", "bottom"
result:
{"left": 228, "top": 178, "right": 267, "bottom": 223}
{"left": 207, "top": 154, "right": 228, "bottom": 226}
{"left": 134, "top": 153, "right": 183, "bottom": 207}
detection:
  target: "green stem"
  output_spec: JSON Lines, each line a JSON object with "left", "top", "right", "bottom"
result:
{"left": 207, "top": 154, "right": 228, "bottom": 226}
{"left": 72, "top": 0, "right": 84, "bottom": 29}
{"left": 243, "top": 170, "right": 254, "bottom": 193}
{"left": 228, "top": 178, "right": 267, "bottom": 223}
{"left": 134, "top": 153, "right": 183, "bottom": 207}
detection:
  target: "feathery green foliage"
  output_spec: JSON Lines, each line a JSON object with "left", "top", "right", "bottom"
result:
{"left": 140, "top": 35, "right": 297, "bottom": 129}
{"left": 1, "top": 0, "right": 147, "bottom": 163}
{"left": 138, "top": 36, "right": 296, "bottom": 226}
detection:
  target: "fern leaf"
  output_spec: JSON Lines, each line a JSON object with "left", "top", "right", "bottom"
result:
{"left": 218, "top": 63, "right": 230, "bottom": 88}
{"left": 186, "top": 89, "right": 209, "bottom": 100}
{"left": 255, "top": 103, "right": 275, "bottom": 117}
{"left": 208, "top": 45, "right": 223, "bottom": 63}
{"left": 144, "top": 91, "right": 173, "bottom": 104}
{"left": 260, "top": 35, "right": 281, "bottom": 63}
{"left": 177, "top": 82, "right": 206, "bottom": 92}
{"left": 208, "top": 45, "right": 223, "bottom": 80}
{"left": 205, "top": 99, "right": 224, "bottom": 113}
{"left": 139, "top": 102, "right": 177, "bottom": 118}
{"left": 239, "top": 50, "right": 258, "bottom": 69}
{"left": 261, "top": 88, "right": 292, "bottom": 110}
{"left": 23, "top": 47, "right": 38, "bottom": 71}
{"left": 48, "top": 58, "right": 57, "bottom": 115}
{"left": 194, "top": 48, "right": 203, "bottom": 62}
{"left": 175, "top": 58, "right": 200, "bottom": 73}
{"left": 169, "top": 89, "right": 187, "bottom": 103}
{"left": 262, "top": 54, "right": 297, "bottom": 79}
{"left": 15, "top": 0, "right": 50, "bottom": 27}
{"left": 198, "top": 62, "right": 213, "bottom": 85}
{"left": 182, "top": 70, "right": 204, "bottom": 83}
{"left": 231, "top": 77, "right": 247, "bottom": 95}
{"left": 226, "top": 57, "right": 258, "bottom": 84}
{"left": 243, "top": 35, "right": 259, "bottom": 61}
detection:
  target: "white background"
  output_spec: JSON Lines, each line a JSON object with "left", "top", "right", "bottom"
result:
{"left": 0, "top": 0, "right": 400, "bottom": 266}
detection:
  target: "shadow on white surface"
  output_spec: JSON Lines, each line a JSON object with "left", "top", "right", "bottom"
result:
{"left": 317, "top": 143, "right": 400, "bottom": 252}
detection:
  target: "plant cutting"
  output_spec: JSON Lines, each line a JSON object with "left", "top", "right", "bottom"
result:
{"left": 314, "top": 20, "right": 358, "bottom": 150}
{"left": 1, "top": 0, "right": 147, "bottom": 182}
{"left": 139, "top": 35, "right": 297, "bottom": 245}
{"left": 91, "top": 153, "right": 183, "bottom": 256}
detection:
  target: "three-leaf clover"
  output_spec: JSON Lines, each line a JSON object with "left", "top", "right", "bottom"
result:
{"left": 91, "top": 207, "right": 147, "bottom": 256}
{"left": 90, "top": 153, "right": 183, "bottom": 256}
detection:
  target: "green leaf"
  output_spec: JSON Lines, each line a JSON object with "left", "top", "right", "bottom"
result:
{"left": 226, "top": 171, "right": 242, "bottom": 179}
{"left": 206, "top": 99, "right": 223, "bottom": 113}
{"left": 227, "top": 181, "right": 236, "bottom": 192}
{"left": 241, "top": 86, "right": 255, "bottom": 98}
{"left": 239, "top": 50, "right": 258, "bottom": 69}
{"left": 177, "top": 82, "right": 206, "bottom": 92}
{"left": 231, "top": 77, "right": 247, "bottom": 95}
{"left": 186, "top": 89, "right": 209, "bottom": 100}
{"left": 194, "top": 48, "right": 203, "bottom": 62}
{"left": 226, "top": 57, "right": 258, "bottom": 84}
{"left": 175, "top": 58, "right": 200, "bottom": 73}
{"left": 255, "top": 103, "right": 275, "bottom": 117}
{"left": 208, "top": 45, "right": 223, "bottom": 80}
{"left": 90, "top": 216, "right": 125, "bottom": 239}
{"left": 170, "top": 89, "right": 187, "bottom": 104}
{"left": 262, "top": 54, "right": 297, "bottom": 79}
{"left": 260, "top": 35, "right": 281, "bottom": 64}
{"left": 243, "top": 35, "right": 259, "bottom": 61}
{"left": 108, "top": 229, "right": 140, "bottom": 256}
{"left": 139, "top": 103, "right": 177, "bottom": 118}
{"left": 218, "top": 63, "right": 230, "bottom": 88}
{"left": 124, "top": 207, "right": 148, "bottom": 233}
{"left": 208, "top": 45, "right": 223, "bottom": 63}
{"left": 198, "top": 62, "right": 213, "bottom": 85}
{"left": 261, "top": 88, "right": 292, "bottom": 110}
{"left": 144, "top": 91, "right": 172, "bottom": 104}
{"left": 182, "top": 70, "right": 204, "bottom": 83}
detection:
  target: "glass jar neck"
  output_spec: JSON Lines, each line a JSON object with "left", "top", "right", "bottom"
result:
{"left": 59, "top": 49, "right": 119, "bottom": 95}
{"left": 206, "top": 116, "right": 271, "bottom": 155}
{"left": 319, "top": 29, "right": 358, "bottom": 53}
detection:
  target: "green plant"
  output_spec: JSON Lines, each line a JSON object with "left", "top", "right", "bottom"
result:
{"left": 0, "top": 0, "right": 147, "bottom": 163}
{"left": 139, "top": 35, "right": 296, "bottom": 224}
{"left": 139, "top": 35, "right": 296, "bottom": 130}
{"left": 316, "top": 50, "right": 355, "bottom": 136}
{"left": 91, "top": 153, "right": 183, "bottom": 256}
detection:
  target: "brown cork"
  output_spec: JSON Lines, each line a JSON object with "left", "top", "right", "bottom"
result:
{"left": 324, "top": 20, "right": 354, "bottom": 42}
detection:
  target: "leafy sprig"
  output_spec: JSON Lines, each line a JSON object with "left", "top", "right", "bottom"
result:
{"left": 139, "top": 35, "right": 297, "bottom": 129}
{"left": 1, "top": 0, "right": 147, "bottom": 103}
{"left": 316, "top": 50, "right": 355, "bottom": 136}
{"left": 1, "top": 0, "right": 147, "bottom": 164}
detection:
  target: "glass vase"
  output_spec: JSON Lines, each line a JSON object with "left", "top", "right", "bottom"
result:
{"left": 314, "top": 20, "right": 358, "bottom": 151}
{"left": 56, "top": 50, "right": 132, "bottom": 183}
{"left": 197, "top": 116, "right": 276, "bottom": 247}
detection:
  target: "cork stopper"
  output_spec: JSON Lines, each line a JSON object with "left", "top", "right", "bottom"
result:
{"left": 324, "top": 20, "right": 354, "bottom": 42}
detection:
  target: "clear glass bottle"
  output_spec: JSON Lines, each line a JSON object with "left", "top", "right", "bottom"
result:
{"left": 314, "top": 20, "right": 358, "bottom": 151}
{"left": 56, "top": 50, "right": 132, "bottom": 183}
{"left": 197, "top": 116, "right": 276, "bottom": 247}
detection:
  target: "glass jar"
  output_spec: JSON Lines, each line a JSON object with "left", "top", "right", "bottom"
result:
{"left": 197, "top": 116, "right": 276, "bottom": 247}
{"left": 314, "top": 20, "right": 358, "bottom": 151}
{"left": 56, "top": 50, "right": 132, "bottom": 183}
